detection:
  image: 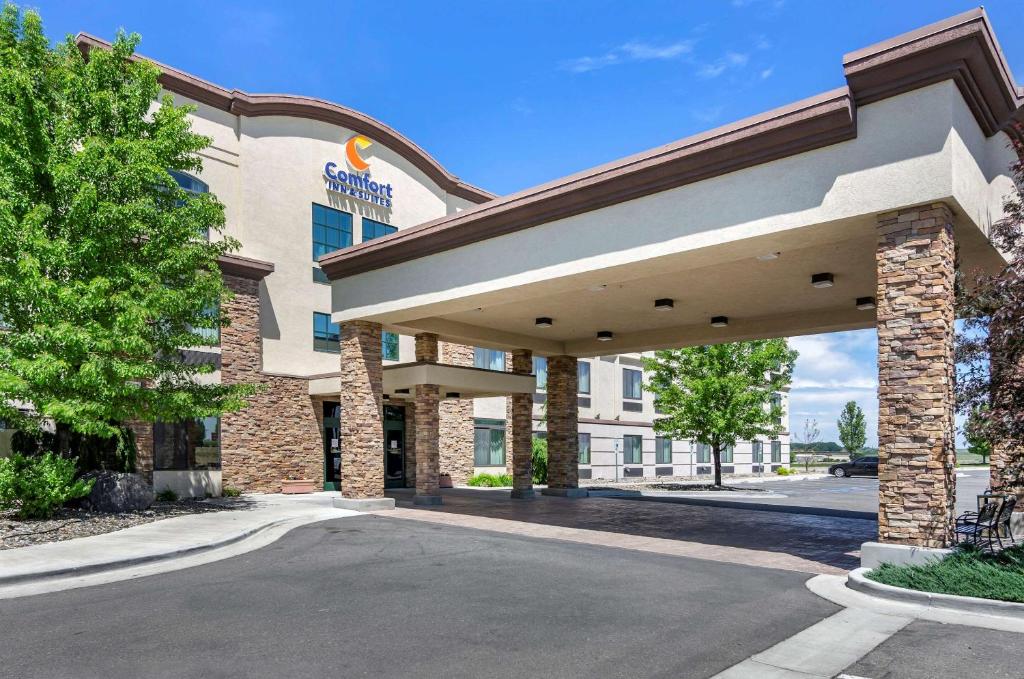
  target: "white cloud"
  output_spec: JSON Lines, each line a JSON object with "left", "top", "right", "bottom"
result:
{"left": 561, "top": 40, "right": 694, "bottom": 73}
{"left": 760, "top": 67, "right": 774, "bottom": 79}
{"left": 696, "top": 51, "right": 750, "bottom": 79}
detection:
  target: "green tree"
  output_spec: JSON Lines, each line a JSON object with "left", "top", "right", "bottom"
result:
{"left": 964, "top": 407, "right": 991, "bottom": 465}
{"left": 643, "top": 340, "right": 797, "bottom": 487}
{"left": 0, "top": 4, "right": 257, "bottom": 462}
{"left": 837, "top": 401, "right": 867, "bottom": 458}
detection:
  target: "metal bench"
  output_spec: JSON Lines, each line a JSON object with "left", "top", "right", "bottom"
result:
{"left": 955, "top": 495, "right": 1017, "bottom": 552}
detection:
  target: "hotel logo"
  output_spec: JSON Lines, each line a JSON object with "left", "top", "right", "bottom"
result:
{"left": 323, "top": 135, "right": 394, "bottom": 208}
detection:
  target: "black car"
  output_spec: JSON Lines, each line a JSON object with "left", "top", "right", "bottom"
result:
{"left": 828, "top": 456, "right": 878, "bottom": 477}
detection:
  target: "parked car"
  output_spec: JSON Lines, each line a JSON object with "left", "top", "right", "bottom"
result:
{"left": 828, "top": 456, "right": 878, "bottom": 478}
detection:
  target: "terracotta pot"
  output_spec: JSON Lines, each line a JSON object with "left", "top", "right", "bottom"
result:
{"left": 281, "top": 479, "right": 317, "bottom": 494}
{"left": 439, "top": 474, "right": 453, "bottom": 488}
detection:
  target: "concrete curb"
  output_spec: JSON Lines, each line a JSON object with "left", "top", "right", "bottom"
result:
{"left": 847, "top": 567, "right": 1024, "bottom": 618}
{"left": 0, "top": 518, "right": 290, "bottom": 587}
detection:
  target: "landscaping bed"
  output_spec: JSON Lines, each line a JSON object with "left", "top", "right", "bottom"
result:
{"left": 0, "top": 499, "right": 236, "bottom": 550}
{"left": 867, "top": 544, "right": 1024, "bottom": 603}
{"left": 586, "top": 482, "right": 771, "bottom": 493}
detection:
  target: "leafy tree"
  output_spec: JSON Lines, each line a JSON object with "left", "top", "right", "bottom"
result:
{"left": 963, "top": 407, "right": 991, "bottom": 465}
{"left": 837, "top": 401, "right": 867, "bottom": 458}
{"left": 956, "top": 126, "right": 1024, "bottom": 457}
{"left": 643, "top": 340, "right": 797, "bottom": 487}
{"left": 0, "top": 4, "right": 257, "bottom": 463}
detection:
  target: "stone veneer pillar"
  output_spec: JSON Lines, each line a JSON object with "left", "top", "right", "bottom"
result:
{"left": 413, "top": 384, "right": 442, "bottom": 505}
{"left": 544, "top": 355, "right": 584, "bottom": 496}
{"left": 988, "top": 325, "right": 1024, "bottom": 507}
{"left": 510, "top": 349, "right": 535, "bottom": 499}
{"left": 438, "top": 341, "right": 475, "bottom": 485}
{"left": 339, "top": 320, "right": 385, "bottom": 499}
{"left": 127, "top": 419, "right": 154, "bottom": 483}
{"left": 876, "top": 203, "right": 956, "bottom": 547}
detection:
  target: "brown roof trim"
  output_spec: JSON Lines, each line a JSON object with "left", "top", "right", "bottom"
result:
{"left": 843, "top": 8, "right": 1022, "bottom": 136}
{"left": 218, "top": 253, "right": 275, "bottom": 280}
{"left": 74, "top": 33, "right": 494, "bottom": 205}
{"left": 320, "top": 88, "right": 856, "bottom": 279}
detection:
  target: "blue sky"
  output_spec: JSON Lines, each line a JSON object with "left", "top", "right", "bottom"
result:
{"left": 29, "top": 0, "right": 1024, "bottom": 446}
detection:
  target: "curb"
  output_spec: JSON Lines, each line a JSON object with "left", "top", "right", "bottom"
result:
{"left": 0, "top": 518, "right": 291, "bottom": 587}
{"left": 847, "top": 567, "right": 1024, "bottom": 618}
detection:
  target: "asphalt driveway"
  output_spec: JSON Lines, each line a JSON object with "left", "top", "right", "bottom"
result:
{"left": 0, "top": 514, "right": 839, "bottom": 679}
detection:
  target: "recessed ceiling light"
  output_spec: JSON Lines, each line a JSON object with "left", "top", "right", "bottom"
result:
{"left": 654, "top": 298, "right": 674, "bottom": 311}
{"left": 535, "top": 317, "right": 553, "bottom": 327}
{"left": 588, "top": 284, "right": 608, "bottom": 292}
{"left": 710, "top": 316, "right": 729, "bottom": 328}
{"left": 445, "top": 392, "right": 461, "bottom": 398}
{"left": 856, "top": 297, "right": 876, "bottom": 310}
{"left": 811, "top": 272, "right": 835, "bottom": 288}
{"left": 596, "top": 330, "right": 614, "bottom": 341}
{"left": 757, "top": 252, "right": 781, "bottom": 261}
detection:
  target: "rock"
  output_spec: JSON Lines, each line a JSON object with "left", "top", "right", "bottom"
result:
{"left": 83, "top": 471, "right": 154, "bottom": 513}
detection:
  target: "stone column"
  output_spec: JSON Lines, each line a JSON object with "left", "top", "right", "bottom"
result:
{"left": 415, "top": 332, "right": 439, "bottom": 363}
{"left": 510, "top": 349, "right": 535, "bottom": 499}
{"left": 988, "top": 327, "right": 1024, "bottom": 508}
{"left": 876, "top": 203, "right": 956, "bottom": 547}
{"left": 127, "top": 420, "right": 154, "bottom": 484}
{"left": 413, "top": 384, "right": 442, "bottom": 505}
{"left": 438, "top": 342, "right": 475, "bottom": 485}
{"left": 339, "top": 320, "right": 385, "bottom": 500}
{"left": 544, "top": 355, "right": 585, "bottom": 497}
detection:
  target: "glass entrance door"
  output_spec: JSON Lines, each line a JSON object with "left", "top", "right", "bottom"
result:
{"left": 322, "top": 401, "right": 341, "bottom": 491}
{"left": 383, "top": 405, "right": 406, "bottom": 488}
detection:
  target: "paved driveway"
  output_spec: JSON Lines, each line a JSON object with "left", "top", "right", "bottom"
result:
{"left": 0, "top": 515, "right": 839, "bottom": 679}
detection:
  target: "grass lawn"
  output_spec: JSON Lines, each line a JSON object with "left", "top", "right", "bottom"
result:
{"left": 868, "top": 544, "right": 1024, "bottom": 603}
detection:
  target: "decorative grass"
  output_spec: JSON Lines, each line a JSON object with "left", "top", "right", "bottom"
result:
{"left": 466, "top": 473, "right": 513, "bottom": 488}
{"left": 867, "top": 544, "right": 1024, "bottom": 603}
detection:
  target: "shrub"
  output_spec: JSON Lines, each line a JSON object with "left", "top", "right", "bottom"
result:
{"left": 467, "top": 473, "right": 513, "bottom": 487}
{"left": 532, "top": 438, "right": 548, "bottom": 484}
{"left": 775, "top": 466, "right": 795, "bottom": 476}
{"left": 155, "top": 488, "right": 178, "bottom": 502}
{"left": 868, "top": 544, "right": 1024, "bottom": 603}
{"left": 222, "top": 486, "right": 242, "bottom": 497}
{"left": 0, "top": 453, "right": 94, "bottom": 519}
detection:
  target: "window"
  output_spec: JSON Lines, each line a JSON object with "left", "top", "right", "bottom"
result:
{"left": 474, "top": 347, "right": 505, "bottom": 371}
{"left": 474, "top": 419, "right": 506, "bottom": 466}
{"left": 154, "top": 416, "right": 220, "bottom": 470}
{"left": 382, "top": 331, "right": 399, "bottom": 361}
{"left": 188, "top": 304, "right": 220, "bottom": 344}
{"left": 578, "top": 433, "right": 591, "bottom": 464}
{"left": 313, "top": 312, "right": 340, "bottom": 353}
{"left": 313, "top": 267, "right": 330, "bottom": 284}
{"left": 312, "top": 203, "right": 353, "bottom": 261}
{"left": 770, "top": 393, "right": 784, "bottom": 426}
{"left": 623, "top": 434, "right": 642, "bottom": 464}
{"left": 721, "top": 444, "right": 734, "bottom": 464}
{"left": 696, "top": 443, "right": 711, "bottom": 464}
{"left": 533, "top": 356, "right": 547, "bottom": 390}
{"left": 577, "top": 361, "right": 591, "bottom": 394}
{"left": 752, "top": 440, "right": 763, "bottom": 463}
{"left": 169, "top": 171, "right": 210, "bottom": 239}
{"left": 655, "top": 437, "right": 672, "bottom": 464}
{"left": 771, "top": 439, "right": 782, "bottom": 463}
{"left": 362, "top": 217, "right": 397, "bottom": 242}
{"left": 623, "top": 368, "right": 642, "bottom": 400}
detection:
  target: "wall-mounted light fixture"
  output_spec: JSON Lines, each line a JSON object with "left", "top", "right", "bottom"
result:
{"left": 811, "top": 272, "right": 835, "bottom": 288}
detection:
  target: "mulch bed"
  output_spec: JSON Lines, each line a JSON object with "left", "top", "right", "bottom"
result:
{"left": 586, "top": 482, "right": 771, "bottom": 493}
{"left": 0, "top": 499, "right": 237, "bottom": 550}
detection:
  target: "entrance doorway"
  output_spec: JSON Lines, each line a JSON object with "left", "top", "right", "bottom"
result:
{"left": 384, "top": 405, "right": 406, "bottom": 488}
{"left": 322, "top": 401, "right": 341, "bottom": 491}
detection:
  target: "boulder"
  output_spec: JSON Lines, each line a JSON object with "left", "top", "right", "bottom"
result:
{"left": 84, "top": 471, "right": 154, "bottom": 513}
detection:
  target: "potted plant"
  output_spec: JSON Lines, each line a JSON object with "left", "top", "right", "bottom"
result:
{"left": 281, "top": 477, "right": 317, "bottom": 494}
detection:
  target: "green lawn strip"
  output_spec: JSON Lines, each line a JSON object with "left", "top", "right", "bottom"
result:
{"left": 466, "top": 473, "right": 513, "bottom": 487}
{"left": 867, "top": 545, "right": 1024, "bottom": 603}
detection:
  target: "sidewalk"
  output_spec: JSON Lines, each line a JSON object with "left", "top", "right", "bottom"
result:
{"left": 0, "top": 492, "right": 356, "bottom": 587}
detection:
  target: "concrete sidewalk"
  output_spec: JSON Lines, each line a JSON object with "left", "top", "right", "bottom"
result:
{"left": 0, "top": 493, "right": 357, "bottom": 586}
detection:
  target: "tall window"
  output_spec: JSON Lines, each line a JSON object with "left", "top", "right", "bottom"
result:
{"left": 752, "top": 440, "right": 763, "bottom": 463}
{"left": 578, "top": 433, "right": 591, "bottom": 464}
{"left": 188, "top": 303, "right": 220, "bottom": 345}
{"left": 382, "top": 331, "right": 399, "bottom": 361}
{"left": 623, "top": 368, "right": 642, "bottom": 400}
{"left": 578, "top": 361, "right": 591, "bottom": 394}
{"left": 313, "top": 312, "right": 340, "bottom": 353}
{"left": 771, "top": 439, "right": 782, "bottom": 463}
{"left": 623, "top": 434, "right": 642, "bottom": 464}
{"left": 533, "top": 356, "right": 548, "bottom": 390}
{"left": 154, "top": 416, "right": 220, "bottom": 470}
{"left": 696, "top": 442, "right": 711, "bottom": 464}
{"left": 474, "top": 419, "right": 506, "bottom": 466}
{"left": 169, "top": 170, "right": 210, "bottom": 239}
{"left": 312, "top": 203, "right": 353, "bottom": 261}
{"left": 362, "top": 217, "right": 397, "bottom": 242}
{"left": 655, "top": 437, "right": 672, "bottom": 464}
{"left": 770, "top": 393, "right": 784, "bottom": 425}
{"left": 474, "top": 347, "right": 505, "bottom": 371}
{"left": 721, "top": 444, "right": 734, "bottom": 464}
